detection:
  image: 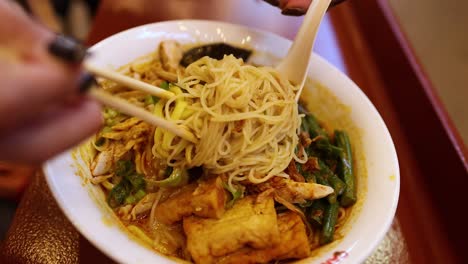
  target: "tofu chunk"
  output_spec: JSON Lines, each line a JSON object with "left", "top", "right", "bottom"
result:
{"left": 217, "top": 211, "right": 311, "bottom": 264}
{"left": 183, "top": 193, "right": 279, "bottom": 264}
{"left": 155, "top": 177, "right": 227, "bottom": 224}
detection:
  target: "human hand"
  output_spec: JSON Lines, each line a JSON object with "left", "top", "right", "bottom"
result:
{"left": 264, "top": 0, "right": 346, "bottom": 16}
{"left": 0, "top": 1, "right": 102, "bottom": 163}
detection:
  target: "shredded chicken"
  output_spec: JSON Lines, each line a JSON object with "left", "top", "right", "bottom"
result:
{"left": 91, "top": 150, "right": 114, "bottom": 176}
{"left": 131, "top": 193, "right": 159, "bottom": 219}
{"left": 254, "top": 177, "right": 334, "bottom": 204}
{"left": 117, "top": 204, "right": 133, "bottom": 221}
{"left": 183, "top": 192, "right": 279, "bottom": 264}
{"left": 155, "top": 177, "right": 227, "bottom": 224}
{"left": 90, "top": 174, "right": 113, "bottom": 184}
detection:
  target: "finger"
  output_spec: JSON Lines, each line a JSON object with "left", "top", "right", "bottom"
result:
{"left": 0, "top": 99, "right": 102, "bottom": 163}
{"left": 0, "top": 1, "right": 53, "bottom": 55}
{"left": 0, "top": 60, "right": 82, "bottom": 131}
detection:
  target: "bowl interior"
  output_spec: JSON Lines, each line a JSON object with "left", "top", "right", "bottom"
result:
{"left": 44, "top": 20, "right": 399, "bottom": 264}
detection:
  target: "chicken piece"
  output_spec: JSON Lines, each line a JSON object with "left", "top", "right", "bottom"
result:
{"left": 155, "top": 177, "right": 227, "bottom": 225}
{"left": 91, "top": 150, "right": 114, "bottom": 176}
{"left": 253, "top": 177, "right": 334, "bottom": 204}
{"left": 183, "top": 193, "right": 279, "bottom": 264}
{"left": 217, "top": 211, "right": 310, "bottom": 264}
{"left": 131, "top": 193, "right": 158, "bottom": 219}
{"left": 158, "top": 40, "right": 183, "bottom": 72}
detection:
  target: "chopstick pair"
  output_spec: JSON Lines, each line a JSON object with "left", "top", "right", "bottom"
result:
{"left": 48, "top": 35, "right": 197, "bottom": 143}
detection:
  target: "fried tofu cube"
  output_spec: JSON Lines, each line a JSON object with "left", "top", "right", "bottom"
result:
{"left": 155, "top": 177, "right": 227, "bottom": 224}
{"left": 183, "top": 193, "right": 279, "bottom": 264}
{"left": 217, "top": 211, "right": 311, "bottom": 264}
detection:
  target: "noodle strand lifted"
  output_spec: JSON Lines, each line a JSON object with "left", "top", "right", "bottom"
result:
{"left": 152, "top": 55, "right": 306, "bottom": 187}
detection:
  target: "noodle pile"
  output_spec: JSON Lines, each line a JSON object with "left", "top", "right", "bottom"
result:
{"left": 152, "top": 55, "right": 306, "bottom": 187}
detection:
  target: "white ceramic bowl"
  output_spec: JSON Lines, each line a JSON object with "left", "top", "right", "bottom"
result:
{"left": 44, "top": 20, "right": 399, "bottom": 264}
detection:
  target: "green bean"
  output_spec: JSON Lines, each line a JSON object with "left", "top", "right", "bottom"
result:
{"left": 308, "top": 199, "right": 326, "bottom": 227}
{"left": 317, "top": 159, "right": 346, "bottom": 196}
{"left": 154, "top": 167, "right": 189, "bottom": 188}
{"left": 328, "top": 174, "right": 346, "bottom": 196}
{"left": 335, "top": 130, "right": 356, "bottom": 207}
{"left": 302, "top": 114, "right": 327, "bottom": 138}
{"left": 320, "top": 201, "right": 339, "bottom": 245}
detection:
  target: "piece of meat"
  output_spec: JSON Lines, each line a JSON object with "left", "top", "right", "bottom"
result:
{"left": 254, "top": 177, "right": 334, "bottom": 204}
{"left": 183, "top": 193, "right": 279, "bottom": 264}
{"left": 131, "top": 193, "right": 158, "bottom": 219}
{"left": 158, "top": 40, "right": 183, "bottom": 72}
{"left": 91, "top": 150, "right": 114, "bottom": 176}
{"left": 287, "top": 161, "right": 305, "bottom": 182}
{"left": 155, "top": 177, "right": 227, "bottom": 225}
{"left": 217, "top": 211, "right": 311, "bottom": 264}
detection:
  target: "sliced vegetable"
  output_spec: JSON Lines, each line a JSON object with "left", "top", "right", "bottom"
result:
{"left": 126, "top": 173, "right": 146, "bottom": 191}
{"left": 124, "top": 189, "right": 147, "bottom": 205}
{"left": 107, "top": 178, "right": 131, "bottom": 208}
{"left": 160, "top": 81, "right": 170, "bottom": 90}
{"left": 153, "top": 167, "right": 189, "bottom": 188}
{"left": 134, "top": 189, "right": 146, "bottom": 201}
{"left": 335, "top": 130, "right": 356, "bottom": 207}
{"left": 108, "top": 160, "right": 147, "bottom": 208}
{"left": 320, "top": 201, "right": 339, "bottom": 245}
{"left": 144, "top": 95, "right": 157, "bottom": 105}
{"left": 223, "top": 183, "right": 245, "bottom": 208}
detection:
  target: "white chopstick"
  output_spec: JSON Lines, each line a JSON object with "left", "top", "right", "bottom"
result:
{"left": 84, "top": 62, "right": 175, "bottom": 99}
{"left": 88, "top": 88, "right": 197, "bottom": 143}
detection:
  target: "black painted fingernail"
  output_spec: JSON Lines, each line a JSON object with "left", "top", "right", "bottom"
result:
{"left": 281, "top": 7, "right": 306, "bottom": 16}
{"left": 78, "top": 72, "right": 97, "bottom": 93}
{"left": 48, "top": 34, "right": 88, "bottom": 63}
{"left": 330, "top": 0, "right": 347, "bottom": 8}
{"left": 264, "top": 0, "right": 280, "bottom": 7}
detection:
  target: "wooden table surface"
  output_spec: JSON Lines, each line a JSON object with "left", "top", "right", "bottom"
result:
{"left": 2, "top": 0, "right": 466, "bottom": 263}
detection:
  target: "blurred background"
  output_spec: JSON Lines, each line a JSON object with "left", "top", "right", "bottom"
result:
{"left": 1, "top": 0, "right": 466, "bottom": 263}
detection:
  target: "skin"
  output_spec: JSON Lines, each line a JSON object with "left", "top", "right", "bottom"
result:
{"left": 0, "top": 1, "right": 102, "bottom": 163}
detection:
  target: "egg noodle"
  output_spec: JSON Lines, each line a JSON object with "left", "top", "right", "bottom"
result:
{"left": 152, "top": 55, "right": 307, "bottom": 189}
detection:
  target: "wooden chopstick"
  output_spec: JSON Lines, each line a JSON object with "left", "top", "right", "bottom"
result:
{"left": 84, "top": 62, "right": 175, "bottom": 99}
{"left": 88, "top": 87, "right": 197, "bottom": 143}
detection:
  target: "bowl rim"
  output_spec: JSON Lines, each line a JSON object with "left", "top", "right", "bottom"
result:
{"left": 44, "top": 19, "right": 400, "bottom": 264}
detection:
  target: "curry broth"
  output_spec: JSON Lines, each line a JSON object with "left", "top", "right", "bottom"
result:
{"left": 72, "top": 47, "right": 367, "bottom": 263}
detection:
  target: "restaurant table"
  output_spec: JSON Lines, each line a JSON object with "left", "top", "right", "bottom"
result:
{"left": 1, "top": 0, "right": 466, "bottom": 263}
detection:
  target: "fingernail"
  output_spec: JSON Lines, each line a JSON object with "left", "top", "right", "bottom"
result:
{"left": 264, "top": 0, "right": 280, "bottom": 7}
{"left": 78, "top": 72, "right": 97, "bottom": 93}
{"left": 48, "top": 34, "right": 89, "bottom": 63}
{"left": 281, "top": 7, "right": 306, "bottom": 16}
{"left": 330, "top": 0, "right": 347, "bottom": 8}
